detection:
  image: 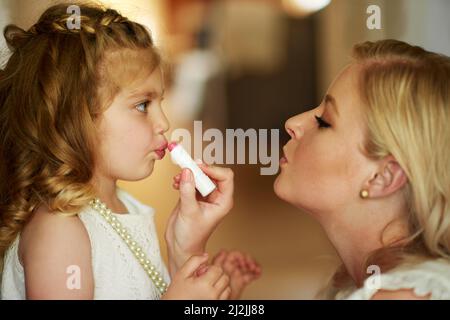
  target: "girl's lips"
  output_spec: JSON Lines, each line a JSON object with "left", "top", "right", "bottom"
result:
{"left": 154, "top": 141, "right": 168, "bottom": 159}
{"left": 155, "top": 149, "right": 166, "bottom": 159}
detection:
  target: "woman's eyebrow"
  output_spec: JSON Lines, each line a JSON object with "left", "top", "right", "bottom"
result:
{"left": 325, "top": 94, "right": 339, "bottom": 117}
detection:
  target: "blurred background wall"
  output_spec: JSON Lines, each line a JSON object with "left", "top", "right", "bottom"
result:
{"left": 1, "top": 0, "right": 449, "bottom": 299}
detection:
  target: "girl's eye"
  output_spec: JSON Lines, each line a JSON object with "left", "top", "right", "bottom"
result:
{"left": 315, "top": 115, "right": 331, "bottom": 128}
{"left": 135, "top": 100, "right": 150, "bottom": 113}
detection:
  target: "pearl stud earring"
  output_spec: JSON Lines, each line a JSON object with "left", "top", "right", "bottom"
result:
{"left": 360, "top": 189, "right": 369, "bottom": 199}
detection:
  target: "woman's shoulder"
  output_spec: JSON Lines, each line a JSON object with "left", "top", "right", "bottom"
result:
{"left": 345, "top": 258, "right": 450, "bottom": 300}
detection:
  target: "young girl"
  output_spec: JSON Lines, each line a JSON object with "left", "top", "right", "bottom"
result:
{"left": 0, "top": 2, "right": 260, "bottom": 299}
{"left": 274, "top": 39, "right": 450, "bottom": 299}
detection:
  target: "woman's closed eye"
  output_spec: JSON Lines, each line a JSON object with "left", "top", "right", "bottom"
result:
{"left": 315, "top": 115, "right": 331, "bottom": 128}
{"left": 135, "top": 100, "right": 151, "bottom": 113}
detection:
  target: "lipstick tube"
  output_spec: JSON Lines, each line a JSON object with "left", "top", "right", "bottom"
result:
{"left": 168, "top": 142, "right": 217, "bottom": 197}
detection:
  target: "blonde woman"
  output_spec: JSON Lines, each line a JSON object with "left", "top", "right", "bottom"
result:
{"left": 274, "top": 39, "right": 450, "bottom": 299}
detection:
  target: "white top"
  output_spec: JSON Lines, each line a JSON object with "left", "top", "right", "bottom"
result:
{"left": 1, "top": 187, "right": 171, "bottom": 300}
{"left": 336, "top": 258, "right": 450, "bottom": 300}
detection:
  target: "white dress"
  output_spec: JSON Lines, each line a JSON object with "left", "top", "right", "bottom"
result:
{"left": 1, "top": 187, "right": 171, "bottom": 300}
{"left": 336, "top": 258, "right": 450, "bottom": 300}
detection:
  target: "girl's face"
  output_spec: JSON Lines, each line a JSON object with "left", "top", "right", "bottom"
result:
{"left": 274, "top": 64, "right": 371, "bottom": 219}
{"left": 95, "top": 66, "right": 169, "bottom": 181}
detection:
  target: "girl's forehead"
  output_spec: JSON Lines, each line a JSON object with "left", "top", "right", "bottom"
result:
{"left": 99, "top": 47, "right": 160, "bottom": 91}
{"left": 125, "top": 67, "right": 164, "bottom": 98}
{"left": 95, "top": 47, "right": 161, "bottom": 110}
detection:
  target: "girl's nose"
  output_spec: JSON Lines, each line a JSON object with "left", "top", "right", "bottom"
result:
{"left": 285, "top": 114, "right": 304, "bottom": 140}
{"left": 154, "top": 110, "right": 170, "bottom": 135}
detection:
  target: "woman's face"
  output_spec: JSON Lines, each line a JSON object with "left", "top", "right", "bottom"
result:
{"left": 95, "top": 66, "right": 169, "bottom": 182}
{"left": 274, "top": 64, "right": 372, "bottom": 219}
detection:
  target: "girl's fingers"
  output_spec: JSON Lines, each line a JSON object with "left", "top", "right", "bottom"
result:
{"left": 245, "top": 257, "right": 256, "bottom": 271}
{"left": 228, "top": 251, "right": 244, "bottom": 268}
{"left": 195, "top": 264, "right": 209, "bottom": 277}
{"left": 197, "top": 164, "right": 234, "bottom": 198}
{"left": 212, "top": 250, "right": 227, "bottom": 266}
{"left": 254, "top": 263, "right": 262, "bottom": 275}
{"left": 242, "top": 273, "right": 256, "bottom": 284}
{"left": 180, "top": 254, "right": 210, "bottom": 278}
{"left": 219, "top": 287, "right": 231, "bottom": 300}
{"left": 223, "top": 255, "right": 236, "bottom": 272}
{"left": 203, "top": 265, "right": 225, "bottom": 286}
{"left": 231, "top": 268, "right": 243, "bottom": 281}
{"left": 236, "top": 253, "right": 246, "bottom": 268}
{"left": 214, "top": 274, "right": 230, "bottom": 292}
{"left": 245, "top": 258, "right": 261, "bottom": 276}
{"left": 244, "top": 254, "right": 254, "bottom": 271}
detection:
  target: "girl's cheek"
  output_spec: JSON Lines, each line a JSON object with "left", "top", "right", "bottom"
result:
{"left": 127, "top": 119, "right": 156, "bottom": 152}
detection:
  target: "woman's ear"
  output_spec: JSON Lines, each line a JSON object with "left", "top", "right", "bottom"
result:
{"left": 366, "top": 156, "right": 408, "bottom": 198}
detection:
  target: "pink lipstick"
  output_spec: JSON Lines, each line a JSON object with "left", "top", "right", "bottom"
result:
{"left": 155, "top": 141, "right": 168, "bottom": 160}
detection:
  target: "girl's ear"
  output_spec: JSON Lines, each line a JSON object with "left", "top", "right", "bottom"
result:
{"left": 366, "top": 156, "right": 408, "bottom": 198}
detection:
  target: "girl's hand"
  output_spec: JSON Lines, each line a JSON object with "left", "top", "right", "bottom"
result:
{"left": 209, "top": 249, "right": 262, "bottom": 300}
{"left": 165, "top": 163, "right": 234, "bottom": 275}
{"left": 161, "top": 253, "right": 231, "bottom": 300}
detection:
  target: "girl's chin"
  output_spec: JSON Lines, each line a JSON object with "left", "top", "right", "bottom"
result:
{"left": 126, "top": 162, "right": 155, "bottom": 181}
{"left": 144, "top": 161, "right": 155, "bottom": 176}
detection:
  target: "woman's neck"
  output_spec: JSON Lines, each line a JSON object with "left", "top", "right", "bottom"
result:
{"left": 323, "top": 223, "right": 381, "bottom": 285}
{"left": 320, "top": 204, "right": 410, "bottom": 286}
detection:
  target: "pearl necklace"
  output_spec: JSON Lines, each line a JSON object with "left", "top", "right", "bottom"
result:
{"left": 89, "top": 198, "right": 168, "bottom": 296}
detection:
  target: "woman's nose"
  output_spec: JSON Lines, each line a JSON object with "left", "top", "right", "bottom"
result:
{"left": 285, "top": 114, "right": 304, "bottom": 140}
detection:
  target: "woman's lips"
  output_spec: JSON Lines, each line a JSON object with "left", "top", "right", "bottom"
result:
{"left": 280, "top": 147, "right": 288, "bottom": 166}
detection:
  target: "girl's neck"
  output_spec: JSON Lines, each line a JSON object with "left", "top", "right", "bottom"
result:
{"left": 91, "top": 173, "right": 128, "bottom": 214}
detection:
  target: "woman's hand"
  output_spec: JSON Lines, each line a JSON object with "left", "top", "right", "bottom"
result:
{"left": 165, "top": 162, "right": 234, "bottom": 275}
{"left": 161, "top": 253, "right": 231, "bottom": 300}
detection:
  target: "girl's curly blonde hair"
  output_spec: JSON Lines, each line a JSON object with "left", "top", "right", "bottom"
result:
{"left": 0, "top": 1, "right": 161, "bottom": 274}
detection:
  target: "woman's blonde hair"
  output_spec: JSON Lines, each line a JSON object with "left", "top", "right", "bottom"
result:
{"left": 326, "top": 39, "right": 450, "bottom": 296}
{"left": 0, "top": 1, "right": 161, "bottom": 273}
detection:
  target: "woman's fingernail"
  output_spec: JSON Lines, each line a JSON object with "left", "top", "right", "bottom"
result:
{"left": 195, "top": 159, "right": 203, "bottom": 165}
